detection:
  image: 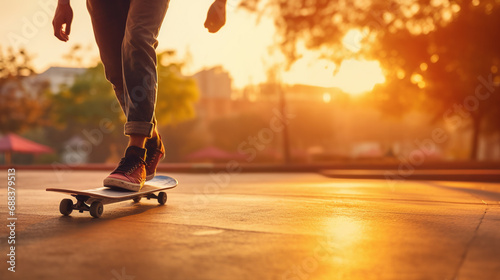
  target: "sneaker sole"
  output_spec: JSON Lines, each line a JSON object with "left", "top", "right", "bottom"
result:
{"left": 103, "top": 177, "right": 144, "bottom": 192}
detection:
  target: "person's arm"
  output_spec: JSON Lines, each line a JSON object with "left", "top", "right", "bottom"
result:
{"left": 52, "top": 0, "right": 73, "bottom": 42}
{"left": 204, "top": 0, "right": 226, "bottom": 33}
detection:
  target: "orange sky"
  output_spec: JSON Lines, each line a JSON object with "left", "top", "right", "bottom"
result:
{"left": 0, "top": 0, "right": 385, "bottom": 93}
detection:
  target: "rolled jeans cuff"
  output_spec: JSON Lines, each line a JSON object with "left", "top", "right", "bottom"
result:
{"left": 124, "top": 121, "right": 154, "bottom": 137}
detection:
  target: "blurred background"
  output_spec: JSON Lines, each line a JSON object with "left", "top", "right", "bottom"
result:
{"left": 1, "top": 0, "right": 499, "bottom": 167}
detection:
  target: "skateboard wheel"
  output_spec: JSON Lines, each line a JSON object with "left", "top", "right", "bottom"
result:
{"left": 133, "top": 197, "right": 142, "bottom": 203}
{"left": 59, "top": 199, "right": 73, "bottom": 216}
{"left": 90, "top": 201, "right": 104, "bottom": 218}
{"left": 158, "top": 192, "right": 167, "bottom": 205}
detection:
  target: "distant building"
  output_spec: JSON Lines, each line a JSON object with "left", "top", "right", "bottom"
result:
{"left": 0, "top": 66, "right": 85, "bottom": 99}
{"left": 192, "top": 66, "right": 234, "bottom": 121}
{"left": 31, "top": 66, "right": 86, "bottom": 93}
{"left": 192, "top": 66, "right": 232, "bottom": 99}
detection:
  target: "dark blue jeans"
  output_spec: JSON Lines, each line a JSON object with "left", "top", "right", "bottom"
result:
{"left": 87, "top": 0, "right": 169, "bottom": 137}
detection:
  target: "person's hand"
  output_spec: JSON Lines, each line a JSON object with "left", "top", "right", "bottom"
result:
{"left": 204, "top": 0, "right": 226, "bottom": 33}
{"left": 52, "top": 3, "right": 73, "bottom": 41}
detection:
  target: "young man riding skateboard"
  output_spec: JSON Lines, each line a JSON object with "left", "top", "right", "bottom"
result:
{"left": 52, "top": 0, "right": 227, "bottom": 191}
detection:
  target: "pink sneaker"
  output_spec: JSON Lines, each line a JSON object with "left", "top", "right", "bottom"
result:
{"left": 145, "top": 135, "right": 165, "bottom": 181}
{"left": 103, "top": 146, "right": 147, "bottom": 191}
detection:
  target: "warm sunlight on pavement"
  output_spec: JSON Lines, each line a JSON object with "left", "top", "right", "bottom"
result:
{"left": 3, "top": 171, "right": 499, "bottom": 280}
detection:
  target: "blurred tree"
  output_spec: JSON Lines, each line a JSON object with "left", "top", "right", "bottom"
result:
{"left": 160, "top": 119, "right": 202, "bottom": 162}
{"left": 62, "top": 44, "right": 83, "bottom": 66}
{"left": 210, "top": 111, "right": 270, "bottom": 152}
{"left": 0, "top": 47, "right": 50, "bottom": 134}
{"left": 46, "top": 63, "right": 125, "bottom": 162}
{"left": 49, "top": 63, "right": 120, "bottom": 129}
{"left": 62, "top": 43, "right": 95, "bottom": 67}
{"left": 156, "top": 50, "right": 200, "bottom": 125}
{"left": 47, "top": 50, "right": 199, "bottom": 162}
{"left": 155, "top": 50, "right": 201, "bottom": 162}
{"left": 242, "top": 0, "right": 500, "bottom": 160}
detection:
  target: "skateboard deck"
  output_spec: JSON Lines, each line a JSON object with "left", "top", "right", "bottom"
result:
{"left": 46, "top": 175, "right": 177, "bottom": 218}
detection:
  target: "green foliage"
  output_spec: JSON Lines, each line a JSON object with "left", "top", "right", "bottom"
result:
{"left": 49, "top": 63, "right": 121, "bottom": 130}
{"left": 45, "top": 50, "right": 199, "bottom": 162}
{"left": 45, "top": 63, "right": 126, "bottom": 162}
{"left": 156, "top": 51, "right": 199, "bottom": 126}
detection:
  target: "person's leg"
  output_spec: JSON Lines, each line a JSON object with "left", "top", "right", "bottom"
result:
{"left": 129, "top": 134, "right": 147, "bottom": 148}
{"left": 88, "top": 0, "right": 145, "bottom": 191}
{"left": 88, "top": 0, "right": 157, "bottom": 151}
{"left": 86, "top": 0, "right": 130, "bottom": 112}
{"left": 122, "top": 0, "right": 169, "bottom": 180}
{"left": 88, "top": 0, "right": 150, "bottom": 191}
{"left": 128, "top": 125, "right": 160, "bottom": 148}
{"left": 121, "top": 0, "right": 170, "bottom": 139}
{"left": 99, "top": 0, "right": 169, "bottom": 190}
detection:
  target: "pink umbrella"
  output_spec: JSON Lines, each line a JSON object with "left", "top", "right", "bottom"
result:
{"left": 0, "top": 133, "right": 54, "bottom": 164}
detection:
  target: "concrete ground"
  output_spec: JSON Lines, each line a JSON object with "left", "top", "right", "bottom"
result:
{"left": 1, "top": 170, "right": 499, "bottom": 280}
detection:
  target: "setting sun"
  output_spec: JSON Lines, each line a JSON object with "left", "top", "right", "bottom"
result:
{"left": 282, "top": 27, "right": 385, "bottom": 96}
{"left": 283, "top": 57, "right": 385, "bottom": 96}
{"left": 331, "top": 59, "right": 386, "bottom": 95}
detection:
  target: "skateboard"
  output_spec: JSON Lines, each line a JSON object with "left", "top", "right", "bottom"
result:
{"left": 46, "top": 175, "right": 177, "bottom": 218}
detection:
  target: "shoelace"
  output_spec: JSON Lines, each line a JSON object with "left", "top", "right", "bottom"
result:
{"left": 114, "top": 156, "right": 146, "bottom": 173}
{"left": 146, "top": 143, "right": 164, "bottom": 165}
{"left": 147, "top": 150, "right": 164, "bottom": 166}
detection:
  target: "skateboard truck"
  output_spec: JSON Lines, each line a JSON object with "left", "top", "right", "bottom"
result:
{"left": 59, "top": 195, "right": 105, "bottom": 218}
{"left": 75, "top": 195, "right": 91, "bottom": 213}
{"left": 145, "top": 192, "right": 167, "bottom": 204}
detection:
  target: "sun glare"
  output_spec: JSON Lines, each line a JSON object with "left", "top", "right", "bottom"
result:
{"left": 283, "top": 55, "right": 385, "bottom": 96}
{"left": 331, "top": 59, "right": 386, "bottom": 96}
{"left": 323, "top": 92, "right": 332, "bottom": 103}
{"left": 342, "top": 29, "right": 365, "bottom": 53}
